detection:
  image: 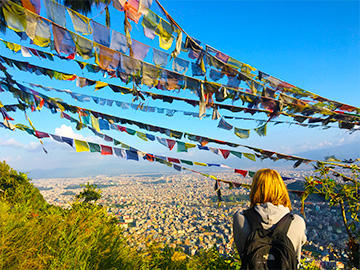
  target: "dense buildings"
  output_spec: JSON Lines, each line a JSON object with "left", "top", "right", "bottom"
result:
{"left": 33, "top": 171, "right": 348, "bottom": 262}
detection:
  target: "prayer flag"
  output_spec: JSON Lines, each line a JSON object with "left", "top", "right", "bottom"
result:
{"left": 52, "top": 25, "right": 76, "bottom": 55}
{"left": 35, "top": 130, "right": 49, "bottom": 138}
{"left": 254, "top": 123, "right": 267, "bottom": 137}
{"left": 33, "top": 18, "right": 51, "bottom": 47}
{"left": 218, "top": 117, "right": 233, "bottom": 130}
{"left": 75, "top": 139, "right": 89, "bottom": 152}
{"left": 61, "top": 137, "right": 74, "bottom": 147}
{"left": 91, "top": 115, "right": 100, "bottom": 131}
{"left": 234, "top": 169, "right": 248, "bottom": 177}
{"left": 230, "top": 151, "right": 242, "bottom": 159}
{"left": 114, "top": 147, "right": 126, "bottom": 158}
{"left": 166, "top": 139, "right": 176, "bottom": 150}
{"left": 67, "top": 9, "right": 92, "bottom": 35}
{"left": 110, "top": 30, "right": 128, "bottom": 54}
{"left": 234, "top": 127, "right": 250, "bottom": 139}
{"left": 126, "top": 150, "right": 139, "bottom": 161}
{"left": 152, "top": 48, "right": 169, "bottom": 67}
{"left": 243, "top": 153, "right": 256, "bottom": 161}
{"left": 101, "top": 145, "right": 113, "bottom": 155}
{"left": 88, "top": 142, "right": 101, "bottom": 152}
{"left": 159, "top": 36, "right": 173, "bottom": 50}
{"left": 168, "top": 157, "right": 180, "bottom": 164}
{"left": 156, "top": 18, "right": 173, "bottom": 42}
{"left": 193, "top": 162, "right": 207, "bottom": 167}
{"left": 44, "top": 0, "right": 66, "bottom": 27}
{"left": 219, "top": 149, "right": 230, "bottom": 159}
{"left": 95, "top": 44, "right": 120, "bottom": 70}
{"left": 180, "top": 159, "right": 193, "bottom": 166}
{"left": 172, "top": 57, "right": 189, "bottom": 74}
{"left": 132, "top": 40, "right": 150, "bottom": 60}
{"left": 3, "top": 2, "right": 27, "bottom": 32}
{"left": 141, "top": 10, "right": 159, "bottom": 39}
{"left": 21, "top": 0, "right": 41, "bottom": 14}
{"left": 91, "top": 20, "right": 110, "bottom": 47}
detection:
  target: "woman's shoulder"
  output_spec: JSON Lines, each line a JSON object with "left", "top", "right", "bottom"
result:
{"left": 233, "top": 210, "right": 246, "bottom": 225}
{"left": 290, "top": 213, "right": 306, "bottom": 230}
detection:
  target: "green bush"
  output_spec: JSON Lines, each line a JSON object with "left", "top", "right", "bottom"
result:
{"left": 0, "top": 161, "right": 239, "bottom": 269}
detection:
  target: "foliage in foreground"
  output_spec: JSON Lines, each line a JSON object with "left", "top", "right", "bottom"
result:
{"left": 0, "top": 161, "right": 242, "bottom": 269}
{"left": 302, "top": 162, "right": 360, "bottom": 269}
{"left": 0, "top": 161, "right": 353, "bottom": 269}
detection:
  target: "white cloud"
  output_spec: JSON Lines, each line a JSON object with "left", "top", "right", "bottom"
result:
{"left": 280, "top": 146, "right": 293, "bottom": 154}
{"left": 55, "top": 124, "right": 85, "bottom": 140}
{"left": 0, "top": 138, "right": 41, "bottom": 151}
{"left": 54, "top": 124, "right": 102, "bottom": 143}
{"left": 3, "top": 155, "right": 22, "bottom": 162}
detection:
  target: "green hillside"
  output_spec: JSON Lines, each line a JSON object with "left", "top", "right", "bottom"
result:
{"left": 0, "top": 161, "right": 240, "bottom": 269}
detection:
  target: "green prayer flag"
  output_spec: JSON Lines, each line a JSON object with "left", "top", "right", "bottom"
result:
{"left": 177, "top": 141, "right": 187, "bottom": 152}
{"left": 113, "top": 139, "right": 121, "bottom": 145}
{"left": 126, "top": 128, "right": 136, "bottom": 135}
{"left": 88, "top": 142, "right": 101, "bottom": 153}
{"left": 230, "top": 151, "right": 242, "bottom": 159}
{"left": 180, "top": 159, "right": 193, "bottom": 165}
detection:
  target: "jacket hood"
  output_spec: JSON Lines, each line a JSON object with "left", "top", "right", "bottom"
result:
{"left": 254, "top": 202, "right": 290, "bottom": 227}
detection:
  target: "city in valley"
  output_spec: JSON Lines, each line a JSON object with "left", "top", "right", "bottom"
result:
{"left": 32, "top": 171, "right": 348, "bottom": 264}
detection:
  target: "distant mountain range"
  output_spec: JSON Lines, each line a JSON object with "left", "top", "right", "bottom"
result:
{"left": 27, "top": 141, "right": 360, "bottom": 179}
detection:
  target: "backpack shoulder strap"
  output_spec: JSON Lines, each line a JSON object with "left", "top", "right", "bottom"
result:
{"left": 273, "top": 213, "right": 294, "bottom": 235}
{"left": 243, "top": 207, "right": 263, "bottom": 231}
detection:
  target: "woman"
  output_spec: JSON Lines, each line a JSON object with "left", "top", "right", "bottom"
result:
{"left": 233, "top": 168, "right": 306, "bottom": 267}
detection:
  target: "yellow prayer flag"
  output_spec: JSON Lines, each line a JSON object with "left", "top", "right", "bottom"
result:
{"left": 159, "top": 36, "right": 173, "bottom": 50}
{"left": 33, "top": 18, "right": 51, "bottom": 47}
{"left": 67, "top": 9, "right": 92, "bottom": 35}
{"left": 75, "top": 139, "right": 89, "bottom": 152}
{"left": 90, "top": 115, "right": 100, "bottom": 131}
{"left": 184, "top": 143, "right": 196, "bottom": 150}
{"left": 6, "top": 41, "right": 21, "bottom": 52}
{"left": 193, "top": 162, "right": 207, "bottom": 167}
{"left": 243, "top": 152, "right": 256, "bottom": 161}
{"left": 95, "top": 81, "right": 108, "bottom": 91}
{"left": 25, "top": 10, "right": 37, "bottom": 40}
{"left": 136, "top": 132, "right": 148, "bottom": 141}
{"left": 2, "top": 2, "right": 26, "bottom": 32}
{"left": 241, "top": 63, "right": 256, "bottom": 73}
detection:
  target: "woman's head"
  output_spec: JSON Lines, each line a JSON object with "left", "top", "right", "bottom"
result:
{"left": 249, "top": 168, "right": 291, "bottom": 210}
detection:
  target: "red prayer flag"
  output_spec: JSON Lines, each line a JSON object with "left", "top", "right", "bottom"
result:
{"left": 118, "top": 125, "right": 127, "bottom": 132}
{"left": 101, "top": 145, "right": 113, "bottom": 155}
{"left": 167, "top": 157, "right": 180, "bottom": 164}
{"left": 234, "top": 169, "right": 248, "bottom": 177}
{"left": 166, "top": 139, "right": 176, "bottom": 150}
{"left": 219, "top": 149, "right": 230, "bottom": 159}
{"left": 35, "top": 130, "right": 50, "bottom": 139}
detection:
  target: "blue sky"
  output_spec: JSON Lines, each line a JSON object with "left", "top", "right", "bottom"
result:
{"left": 0, "top": 0, "right": 359, "bottom": 177}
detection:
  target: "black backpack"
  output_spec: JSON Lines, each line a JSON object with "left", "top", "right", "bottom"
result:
{"left": 240, "top": 208, "right": 298, "bottom": 270}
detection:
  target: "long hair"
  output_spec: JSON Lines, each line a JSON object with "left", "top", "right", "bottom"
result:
{"left": 249, "top": 168, "right": 292, "bottom": 210}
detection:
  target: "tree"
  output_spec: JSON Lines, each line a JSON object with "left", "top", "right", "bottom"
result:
{"left": 75, "top": 182, "right": 102, "bottom": 204}
{"left": 301, "top": 162, "right": 360, "bottom": 268}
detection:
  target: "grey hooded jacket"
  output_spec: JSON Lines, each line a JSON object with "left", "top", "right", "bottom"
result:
{"left": 233, "top": 202, "right": 307, "bottom": 264}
